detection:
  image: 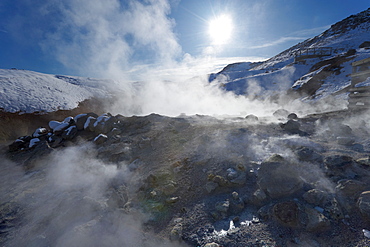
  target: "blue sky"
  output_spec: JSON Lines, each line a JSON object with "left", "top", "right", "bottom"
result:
{"left": 0, "top": 0, "right": 369, "bottom": 79}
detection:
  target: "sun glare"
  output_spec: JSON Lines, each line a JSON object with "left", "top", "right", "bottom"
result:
{"left": 208, "top": 14, "right": 233, "bottom": 45}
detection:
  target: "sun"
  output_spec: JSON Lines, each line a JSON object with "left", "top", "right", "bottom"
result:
{"left": 208, "top": 14, "right": 234, "bottom": 45}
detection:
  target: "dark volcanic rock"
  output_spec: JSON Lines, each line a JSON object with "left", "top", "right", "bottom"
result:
{"left": 287, "top": 113, "right": 298, "bottom": 120}
{"left": 273, "top": 109, "right": 290, "bottom": 119}
{"left": 295, "top": 146, "right": 323, "bottom": 162}
{"left": 84, "top": 116, "right": 97, "bottom": 132}
{"left": 357, "top": 191, "right": 370, "bottom": 219}
{"left": 304, "top": 206, "right": 330, "bottom": 232}
{"left": 9, "top": 136, "right": 31, "bottom": 151}
{"left": 245, "top": 114, "right": 259, "bottom": 122}
{"left": 303, "top": 189, "right": 329, "bottom": 205}
{"left": 324, "top": 155, "right": 356, "bottom": 179}
{"left": 93, "top": 134, "right": 108, "bottom": 145}
{"left": 273, "top": 201, "right": 299, "bottom": 227}
{"left": 280, "top": 119, "right": 301, "bottom": 134}
{"left": 258, "top": 154, "right": 303, "bottom": 199}
{"left": 61, "top": 126, "right": 78, "bottom": 140}
{"left": 74, "top": 113, "right": 89, "bottom": 130}
{"left": 336, "top": 179, "right": 366, "bottom": 199}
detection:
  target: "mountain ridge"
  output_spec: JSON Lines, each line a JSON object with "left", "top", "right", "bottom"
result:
{"left": 210, "top": 7, "right": 370, "bottom": 101}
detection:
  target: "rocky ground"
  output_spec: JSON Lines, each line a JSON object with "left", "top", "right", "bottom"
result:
{"left": 1, "top": 108, "right": 370, "bottom": 246}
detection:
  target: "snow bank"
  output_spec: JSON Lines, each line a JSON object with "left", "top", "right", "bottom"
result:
{"left": 0, "top": 69, "right": 114, "bottom": 113}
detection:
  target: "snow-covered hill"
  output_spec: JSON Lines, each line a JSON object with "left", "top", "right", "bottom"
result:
{"left": 210, "top": 8, "right": 370, "bottom": 100}
{"left": 0, "top": 69, "right": 115, "bottom": 113}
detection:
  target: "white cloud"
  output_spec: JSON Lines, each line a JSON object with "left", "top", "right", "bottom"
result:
{"left": 251, "top": 36, "right": 306, "bottom": 49}
{"left": 250, "top": 25, "right": 330, "bottom": 49}
{"left": 291, "top": 25, "right": 331, "bottom": 37}
{"left": 39, "top": 0, "right": 182, "bottom": 79}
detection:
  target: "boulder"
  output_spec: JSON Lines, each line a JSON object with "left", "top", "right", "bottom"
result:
{"left": 324, "top": 155, "right": 355, "bottom": 178}
{"left": 84, "top": 116, "right": 97, "bottom": 132}
{"left": 51, "top": 122, "right": 71, "bottom": 135}
{"left": 9, "top": 136, "right": 32, "bottom": 152}
{"left": 63, "top": 116, "right": 75, "bottom": 125}
{"left": 245, "top": 114, "right": 259, "bottom": 122}
{"left": 74, "top": 112, "right": 99, "bottom": 130}
{"left": 287, "top": 113, "right": 298, "bottom": 120}
{"left": 29, "top": 138, "right": 41, "bottom": 148}
{"left": 336, "top": 179, "right": 366, "bottom": 212}
{"left": 295, "top": 146, "right": 322, "bottom": 162}
{"left": 258, "top": 154, "right": 303, "bottom": 199}
{"left": 74, "top": 114, "right": 89, "bottom": 130}
{"left": 304, "top": 207, "right": 330, "bottom": 232}
{"left": 280, "top": 119, "right": 301, "bottom": 134}
{"left": 61, "top": 126, "right": 78, "bottom": 140}
{"left": 93, "top": 134, "right": 108, "bottom": 145}
{"left": 273, "top": 109, "right": 290, "bottom": 119}
{"left": 357, "top": 191, "right": 370, "bottom": 219}
{"left": 49, "top": 120, "right": 62, "bottom": 130}
{"left": 32, "top": 127, "right": 48, "bottom": 138}
{"left": 273, "top": 201, "right": 299, "bottom": 227}
{"left": 328, "top": 123, "right": 352, "bottom": 137}
{"left": 9, "top": 139, "right": 25, "bottom": 152}
{"left": 337, "top": 136, "right": 355, "bottom": 146}
{"left": 357, "top": 157, "right": 370, "bottom": 166}
{"left": 93, "top": 113, "right": 117, "bottom": 134}
{"left": 336, "top": 179, "right": 366, "bottom": 199}
{"left": 48, "top": 134, "right": 64, "bottom": 148}
{"left": 302, "top": 191, "right": 343, "bottom": 220}
{"left": 303, "top": 189, "right": 328, "bottom": 205}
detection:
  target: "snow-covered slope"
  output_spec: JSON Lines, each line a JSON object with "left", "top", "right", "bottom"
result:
{"left": 210, "top": 8, "right": 370, "bottom": 100}
{"left": 0, "top": 69, "right": 115, "bottom": 113}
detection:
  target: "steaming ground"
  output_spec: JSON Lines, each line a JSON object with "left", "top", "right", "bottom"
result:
{"left": 2, "top": 108, "right": 370, "bottom": 246}
{"left": 0, "top": 143, "right": 189, "bottom": 247}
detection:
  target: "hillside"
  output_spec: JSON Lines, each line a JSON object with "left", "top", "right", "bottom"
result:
{"left": 210, "top": 8, "right": 370, "bottom": 102}
{"left": 0, "top": 69, "right": 116, "bottom": 113}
